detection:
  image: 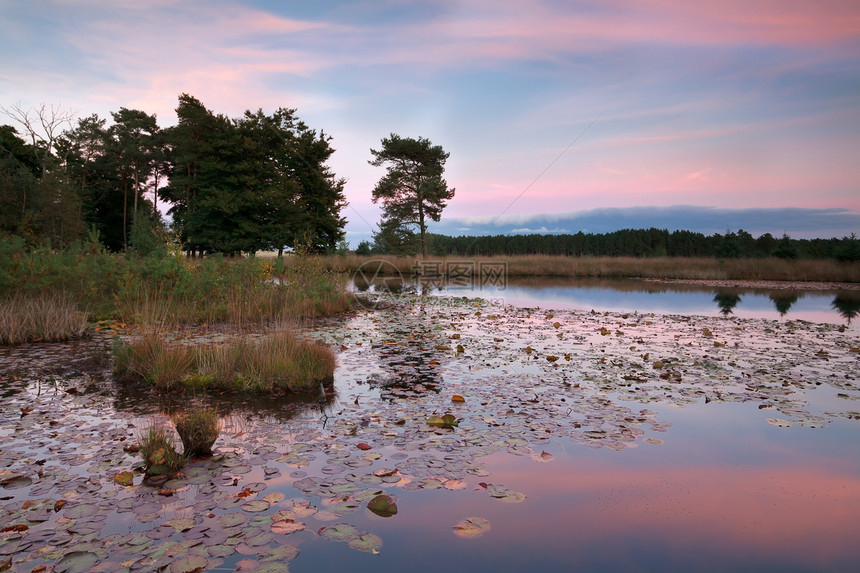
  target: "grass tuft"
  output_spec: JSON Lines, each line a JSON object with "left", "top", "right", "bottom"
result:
{"left": 0, "top": 292, "right": 88, "bottom": 345}
{"left": 113, "top": 329, "right": 336, "bottom": 393}
{"left": 172, "top": 407, "right": 220, "bottom": 457}
{"left": 138, "top": 424, "right": 186, "bottom": 476}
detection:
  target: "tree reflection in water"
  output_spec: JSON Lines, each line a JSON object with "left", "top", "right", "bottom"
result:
{"left": 769, "top": 292, "right": 801, "bottom": 316}
{"left": 831, "top": 293, "right": 860, "bottom": 324}
{"left": 713, "top": 291, "right": 742, "bottom": 315}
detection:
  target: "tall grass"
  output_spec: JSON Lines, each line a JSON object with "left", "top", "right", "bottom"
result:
{"left": 320, "top": 254, "right": 860, "bottom": 283}
{"left": 0, "top": 237, "right": 353, "bottom": 331}
{"left": 112, "top": 332, "right": 195, "bottom": 390}
{"left": 0, "top": 292, "right": 89, "bottom": 345}
{"left": 113, "top": 329, "right": 336, "bottom": 393}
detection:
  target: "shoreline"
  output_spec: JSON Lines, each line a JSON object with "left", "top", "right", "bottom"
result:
{"left": 640, "top": 278, "right": 860, "bottom": 291}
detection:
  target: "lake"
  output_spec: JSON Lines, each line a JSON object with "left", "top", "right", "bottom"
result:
{"left": 351, "top": 275, "right": 860, "bottom": 327}
{"left": 1, "top": 288, "right": 858, "bottom": 572}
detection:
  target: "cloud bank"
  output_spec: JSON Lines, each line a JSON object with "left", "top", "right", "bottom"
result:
{"left": 427, "top": 206, "right": 860, "bottom": 239}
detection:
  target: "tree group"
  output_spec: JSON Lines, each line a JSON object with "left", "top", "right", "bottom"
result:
{"left": 1, "top": 95, "right": 347, "bottom": 255}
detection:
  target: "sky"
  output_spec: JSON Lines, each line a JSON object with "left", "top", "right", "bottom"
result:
{"left": 1, "top": 0, "right": 859, "bottom": 243}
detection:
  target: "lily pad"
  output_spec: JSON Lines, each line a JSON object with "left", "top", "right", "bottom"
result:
{"left": 272, "top": 519, "right": 305, "bottom": 535}
{"left": 169, "top": 555, "right": 209, "bottom": 573}
{"left": 366, "top": 494, "right": 398, "bottom": 518}
{"left": 347, "top": 533, "right": 383, "bottom": 554}
{"left": 241, "top": 500, "right": 271, "bottom": 513}
{"left": 54, "top": 551, "right": 100, "bottom": 573}
{"left": 319, "top": 523, "right": 360, "bottom": 542}
{"left": 453, "top": 517, "right": 492, "bottom": 539}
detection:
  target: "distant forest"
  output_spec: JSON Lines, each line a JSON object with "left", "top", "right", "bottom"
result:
{"left": 359, "top": 228, "right": 860, "bottom": 261}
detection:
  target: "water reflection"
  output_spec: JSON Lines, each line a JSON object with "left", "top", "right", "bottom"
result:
{"left": 769, "top": 292, "right": 800, "bottom": 316}
{"left": 712, "top": 291, "right": 741, "bottom": 315}
{"left": 350, "top": 276, "right": 858, "bottom": 326}
{"left": 831, "top": 292, "right": 860, "bottom": 323}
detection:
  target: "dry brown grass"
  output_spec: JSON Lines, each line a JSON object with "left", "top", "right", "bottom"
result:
{"left": 114, "top": 328, "right": 336, "bottom": 393}
{"left": 321, "top": 254, "right": 860, "bottom": 283}
{"left": 0, "top": 292, "right": 89, "bottom": 345}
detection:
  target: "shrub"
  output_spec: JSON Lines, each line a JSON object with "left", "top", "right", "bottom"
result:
{"left": 172, "top": 407, "right": 220, "bottom": 457}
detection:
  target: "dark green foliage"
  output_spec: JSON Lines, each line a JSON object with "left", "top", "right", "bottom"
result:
{"left": 369, "top": 134, "right": 454, "bottom": 258}
{"left": 422, "top": 228, "right": 859, "bottom": 260}
{"left": 129, "top": 212, "right": 166, "bottom": 258}
{"left": 4, "top": 95, "right": 345, "bottom": 256}
{"left": 835, "top": 234, "right": 860, "bottom": 262}
{"left": 355, "top": 240, "right": 373, "bottom": 256}
{"left": 161, "top": 95, "right": 346, "bottom": 256}
{"left": 772, "top": 233, "right": 799, "bottom": 260}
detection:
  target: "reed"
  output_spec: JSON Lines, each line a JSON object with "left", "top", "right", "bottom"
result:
{"left": 0, "top": 292, "right": 88, "bottom": 345}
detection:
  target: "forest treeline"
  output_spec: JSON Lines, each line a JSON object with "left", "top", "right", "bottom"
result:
{"left": 1, "top": 95, "right": 346, "bottom": 255}
{"left": 358, "top": 228, "right": 860, "bottom": 261}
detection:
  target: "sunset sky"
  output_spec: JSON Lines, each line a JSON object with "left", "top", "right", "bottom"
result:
{"left": 2, "top": 0, "right": 859, "bottom": 242}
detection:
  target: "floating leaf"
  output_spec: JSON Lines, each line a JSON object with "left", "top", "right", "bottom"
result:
{"left": 453, "top": 517, "right": 491, "bottom": 539}
{"left": 241, "top": 500, "right": 271, "bottom": 513}
{"left": 272, "top": 519, "right": 305, "bottom": 535}
{"left": 219, "top": 513, "right": 247, "bottom": 527}
{"left": 54, "top": 551, "right": 99, "bottom": 573}
{"left": 356, "top": 443, "right": 373, "bottom": 451}
{"left": 259, "top": 543, "right": 300, "bottom": 562}
{"left": 264, "top": 492, "right": 285, "bottom": 504}
{"left": 367, "top": 495, "right": 397, "bottom": 518}
{"left": 530, "top": 451, "right": 554, "bottom": 463}
{"left": 318, "top": 523, "right": 360, "bottom": 542}
{"left": 0, "top": 525, "right": 28, "bottom": 533}
{"left": 348, "top": 533, "right": 383, "bottom": 554}
{"left": 65, "top": 503, "right": 98, "bottom": 519}
{"left": 166, "top": 517, "right": 196, "bottom": 532}
{"left": 0, "top": 475, "right": 32, "bottom": 489}
{"left": 427, "top": 414, "right": 459, "bottom": 429}
{"left": 113, "top": 471, "right": 134, "bottom": 486}
{"left": 169, "top": 555, "right": 208, "bottom": 573}
{"left": 451, "top": 395, "right": 466, "bottom": 403}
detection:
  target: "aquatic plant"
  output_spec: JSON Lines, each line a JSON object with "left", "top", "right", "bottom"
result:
{"left": 172, "top": 407, "right": 220, "bottom": 456}
{"left": 138, "top": 425, "right": 186, "bottom": 476}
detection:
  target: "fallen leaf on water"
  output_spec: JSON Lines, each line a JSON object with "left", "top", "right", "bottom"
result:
{"left": 0, "top": 525, "right": 28, "bottom": 533}
{"left": 113, "top": 471, "right": 134, "bottom": 486}
{"left": 451, "top": 395, "right": 466, "bottom": 403}
{"left": 356, "top": 442, "right": 373, "bottom": 451}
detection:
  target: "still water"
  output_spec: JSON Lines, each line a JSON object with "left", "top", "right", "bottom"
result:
{"left": 1, "top": 284, "right": 858, "bottom": 572}
{"left": 351, "top": 276, "right": 860, "bottom": 327}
